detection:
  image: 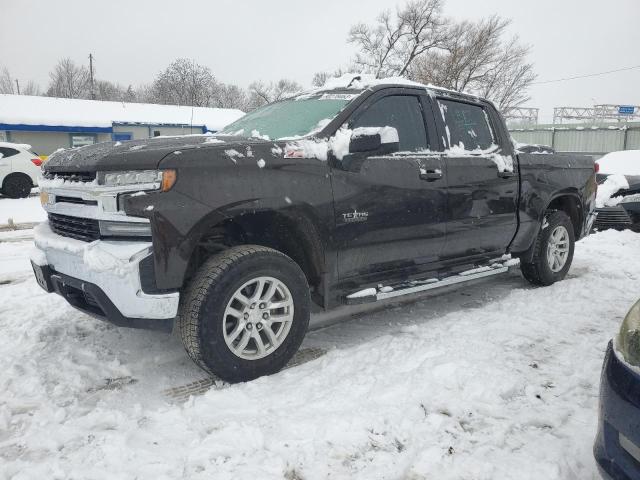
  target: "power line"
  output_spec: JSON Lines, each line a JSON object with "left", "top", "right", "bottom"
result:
{"left": 532, "top": 64, "right": 640, "bottom": 85}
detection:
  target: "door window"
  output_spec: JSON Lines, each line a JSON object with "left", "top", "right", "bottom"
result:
{"left": 352, "top": 95, "right": 428, "bottom": 152}
{"left": 0, "top": 147, "right": 19, "bottom": 158}
{"left": 438, "top": 99, "right": 495, "bottom": 150}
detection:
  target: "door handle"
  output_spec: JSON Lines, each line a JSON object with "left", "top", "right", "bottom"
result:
{"left": 497, "top": 170, "right": 517, "bottom": 178}
{"left": 419, "top": 168, "right": 443, "bottom": 181}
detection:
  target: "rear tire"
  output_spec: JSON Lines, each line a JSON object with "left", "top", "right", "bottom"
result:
{"left": 2, "top": 174, "right": 32, "bottom": 199}
{"left": 177, "top": 245, "right": 310, "bottom": 383}
{"left": 521, "top": 211, "right": 575, "bottom": 286}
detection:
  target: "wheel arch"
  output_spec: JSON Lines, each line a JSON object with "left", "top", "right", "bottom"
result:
{"left": 184, "top": 206, "right": 327, "bottom": 294}
{"left": 545, "top": 191, "right": 584, "bottom": 238}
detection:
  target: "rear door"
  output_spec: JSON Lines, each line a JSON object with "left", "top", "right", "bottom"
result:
{"left": 331, "top": 90, "right": 447, "bottom": 280}
{"left": 435, "top": 97, "right": 519, "bottom": 260}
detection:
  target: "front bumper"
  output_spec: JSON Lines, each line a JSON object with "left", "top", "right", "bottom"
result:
{"left": 31, "top": 222, "right": 179, "bottom": 331}
{"left": 594, "top": 341, "right": 640, "bottom": 479}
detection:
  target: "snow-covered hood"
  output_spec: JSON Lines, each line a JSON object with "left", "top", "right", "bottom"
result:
{"left": 596, "top": 173, "right": 640, "bottom": 207}
{"left": 597, "top": 173, "right": 640, "bottom": 194}
{"left": 43, "top": 135, "right": 245, "bottom": 174}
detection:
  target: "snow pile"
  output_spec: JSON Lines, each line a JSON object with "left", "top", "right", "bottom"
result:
{"left": 38, "top": 176, "right": 99, "bottom": 189}
{"left": 446, "top": 144, "right": 514, "bottom": 172}
{"left": 285, "top": 126, "right": 352, "bottom": 161}
{"left": 0, "top": 94, "right": 244, "bottom": 132}
{"left": 33, "top": 223, "right": 148, "bottom": 277}
{"left": 0, "top": 196, "right": 46, "bottom": 225}
{"left": 596, "top": 174, "right": 630, "bottom": 208}
{"left": 352, "top": 126, "right": 399, "bottom": 144}
{"left": 1, "top": 229, "right": 638, "bottom": 478}
{"left": 319, "top": 73, "right": 458, "bottom": 95}
{"left": 597, "top": 150, "right": 640, "bottom": 176}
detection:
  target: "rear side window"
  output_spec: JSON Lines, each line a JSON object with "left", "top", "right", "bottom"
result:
{"left": 438, "top": 99, "right": 495, "bottom": 150}
{"left": 0, "top": 147, "right": 19, "bottom": 158}
{"left": 352, "top": 95, "right": 428, "bottom": 152}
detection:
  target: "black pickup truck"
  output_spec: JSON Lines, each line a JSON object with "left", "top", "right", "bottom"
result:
{"left": 32, "top": 78, "right": 598, "bottom": 382}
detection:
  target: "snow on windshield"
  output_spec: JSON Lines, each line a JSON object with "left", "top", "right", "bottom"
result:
{"left": 218, "top": 95, "right": 353, "bottom": 140}
{"left": 597, "top": 150, "right": 640, "bottom": 176}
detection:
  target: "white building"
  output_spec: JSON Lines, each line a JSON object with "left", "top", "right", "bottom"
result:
{"left": 0, "top": 95, "right": 244, "bottom": 156}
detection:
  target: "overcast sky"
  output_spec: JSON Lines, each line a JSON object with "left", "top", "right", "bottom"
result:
{"left": 2, "top": 0, "right": 639, "bottom": 122}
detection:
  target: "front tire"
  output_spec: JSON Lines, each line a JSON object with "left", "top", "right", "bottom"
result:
{"left": 2, "top": 174, "right": 32, "bottom": 198}
{"left": 177, "top": 245, "right": 310, "bottom": 383}
{"left": 520, "top": 211, "right": 575, "bottom": 286}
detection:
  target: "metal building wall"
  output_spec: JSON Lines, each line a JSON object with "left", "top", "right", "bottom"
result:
{"left": 510, "top": 122, "right": 640, "bottom": 154}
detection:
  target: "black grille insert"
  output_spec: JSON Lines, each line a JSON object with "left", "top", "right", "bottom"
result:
{"left": 48, "top": 213, "right": 100, "bottom": 242}
{"left": 594, "top": 207, "right": 632, "bottom": 230}
{"left": 55, "top": 195, "right": 98, "bottom": 206}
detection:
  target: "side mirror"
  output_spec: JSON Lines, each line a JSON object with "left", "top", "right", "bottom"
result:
{"left": 349, "top": 126, "right": 399, "bottom": 155}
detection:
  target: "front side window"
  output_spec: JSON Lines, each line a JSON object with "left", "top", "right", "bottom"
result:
{"left": 351, "top": 95, "right": 428, "bottom": 152}
{"left": 438, "top": 99, "right": 495, "bottom": 150}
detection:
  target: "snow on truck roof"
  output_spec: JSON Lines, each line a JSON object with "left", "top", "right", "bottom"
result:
{"left": 0, "top": 94, "right": 245, "bottom": 132}
{"left": 310, "top": 74, "right": 471, "bottom": 98}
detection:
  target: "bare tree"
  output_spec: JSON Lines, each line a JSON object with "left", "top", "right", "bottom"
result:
{"left": 0, "top": 67, "right": 15, "bottom": 94}
{"left": 94, "top": 80, "right": 126, "bottom": 101}
{"left": 46, "top": 58, "right": 90, "bottom": 98}
{"left": 348, "top": 0, "right": 449, "bottom": 78}
{"left": 22, "top": 80, "right": 41, "bottom": 96}
{"left": 412, "top": 16, "right": 536, "bottom": 110}
{"left": 212, "top": 83, "right": 249, "bottom": 110}
{"left": 247, "top": 79, "right": 302, "bottom": 109}
{"left": 151, "top": 58, "right": 219, "bottom": 107}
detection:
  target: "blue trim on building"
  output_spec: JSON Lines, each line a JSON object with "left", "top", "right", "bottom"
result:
{"left": 0, "top": 123, "right": 113, "bottom": 133}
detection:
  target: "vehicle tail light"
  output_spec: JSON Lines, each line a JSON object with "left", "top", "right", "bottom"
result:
{"left": 31, "top": 158, "right": 43, "bottom": 167}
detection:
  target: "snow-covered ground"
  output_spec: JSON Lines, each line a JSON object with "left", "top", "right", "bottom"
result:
{"left": 0, "top": 194, "right": 46, "bottom": 226}
{"left": 1, "top": 228, "right": 639, "bottom": 479}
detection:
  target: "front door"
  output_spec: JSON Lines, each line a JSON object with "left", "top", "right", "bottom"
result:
{"left": 331, "top": 92, "right": 447, "bottom": 281}
{"left": 435, "top": 98, "right": 519, "bottom": 259}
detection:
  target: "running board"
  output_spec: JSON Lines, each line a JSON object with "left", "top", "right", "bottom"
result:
{"left": 344, "top": 265, "right": 511, "bottom": 305}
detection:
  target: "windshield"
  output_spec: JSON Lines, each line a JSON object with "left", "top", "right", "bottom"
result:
{"left": 218, "top": 94, "right": 355, "bottom": 140}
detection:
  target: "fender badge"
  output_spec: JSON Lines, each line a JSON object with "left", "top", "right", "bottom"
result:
{"left": 342, "top": 210, "right": 369, "bottom": 223}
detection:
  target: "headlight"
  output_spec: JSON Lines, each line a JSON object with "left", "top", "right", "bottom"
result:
{"left": 102, "top": 170, "right": 163, "bottom": 187}
{"left": 617, "top": 299, "right": 640, "bottom": 367}
{"left": 99, "top": 220, "right": 152, "bottom": 237}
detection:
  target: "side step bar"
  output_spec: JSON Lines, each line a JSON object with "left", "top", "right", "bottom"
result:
{"left": 345, "top": 264, "right": 512, "bottom": 305}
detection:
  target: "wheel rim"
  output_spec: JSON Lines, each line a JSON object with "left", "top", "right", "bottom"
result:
{"left": 223, "top": 276, "right": 294, "bottom": 360}
{"left": 547, "top": 225, "right": 570, "bottom": 273}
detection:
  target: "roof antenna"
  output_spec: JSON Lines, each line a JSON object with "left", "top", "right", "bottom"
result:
{"left": 347, "top": 75, "right": 362, "bottom": 88}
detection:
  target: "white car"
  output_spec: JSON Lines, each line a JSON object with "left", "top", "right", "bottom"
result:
{"left": 0, "top": 142, "right": 42, "bottom": 198}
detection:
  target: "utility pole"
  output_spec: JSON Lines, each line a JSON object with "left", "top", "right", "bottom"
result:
{"left": 15, "top": 79, "right": 20, "bottom": 95}
{"left": 89, "top": 53, "right": 96, "bottom": 100}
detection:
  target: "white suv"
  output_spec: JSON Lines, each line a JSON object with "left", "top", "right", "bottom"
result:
{"left": 0, "top": 142, "right": 42, "bottom": 198}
